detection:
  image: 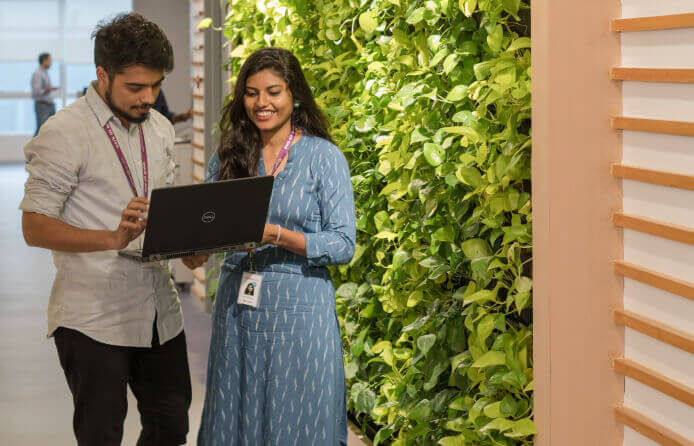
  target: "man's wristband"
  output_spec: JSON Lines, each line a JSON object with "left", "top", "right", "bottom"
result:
{"left": 275, "top": 225, "right": 282, "bottom": 245}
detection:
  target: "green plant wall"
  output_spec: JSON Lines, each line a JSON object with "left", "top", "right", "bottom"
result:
{"left": 216, "top": 0, "right": 533, "bottom": 444}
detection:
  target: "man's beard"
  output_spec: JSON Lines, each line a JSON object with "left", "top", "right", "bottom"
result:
{"left": 105, "top": 85, "right": 149, "bottom": 124}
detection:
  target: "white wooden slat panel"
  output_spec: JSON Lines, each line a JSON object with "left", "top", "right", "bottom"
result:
{"left": 193, "top": 114, "right": 204, "bottom": 129}
{"left": 625, "top": 378, "right": 694, "bottom": 439}
{"left": 621, "top": 1, "right": 694, "bottom": 19}
{"left": 623, "top": 83, "right": 694, "bottom": 121}
{"left": 624, "top": 426, "right": 660, "bottom": 446}
{"left": 622, "top": 181, "right": 694, "bottom": 230}
{"left": 193, "top": 64, "right": 204, "bottom": 79}
{"left": 193, "top": 30, "right": 204, "bottom": 47}
{"left": 621, "top": 28, "right": 694, "bottom": 68}
{"left": 193, "top": 163, "right": 205, "bottom": 179}
{"left": 625, "top": 329, "right": 694, "bottom": 388}
{"left": 624, "top": 278, "right": 694, "bottom": 335}
{"left": 624, "top": 229, "right": 694, "bottom": 285}
{"left": 193, "top": 132, "right": 204, "bottom": 146}
{"left": 622, "top": 131, "right": 694, "bottom": 176}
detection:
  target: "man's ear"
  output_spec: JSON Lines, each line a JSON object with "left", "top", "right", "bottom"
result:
{"left": 96, "top": 66, "right": 109, "bottom": 91}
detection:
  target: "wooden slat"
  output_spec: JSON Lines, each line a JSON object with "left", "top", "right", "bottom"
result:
{"left": 193, "top": 269, "right": 205, "bottom": 283}
{"left": 192, "top": 61, "right": 204, "bottom": 67}
{"left": 611, "top": 164, "right": 694, "bottom": 191}
{"left": 611, "top": 13, "right": 694, "bottom": 32}
{"left": 193, "top": 126, "right": 204, "bottom": 133}
{"left": 614, "top": 308, "right": 694, "bottom": 354}
{"left": 192, "top": 110, "right": 204, "bottom": 116}
{"left": 191, "top": 93, "right": 204, "bottom": 100}
{"left": 192, "top": 173, "right": 204, "bottom": 183}
{"left": 192, "top": 157, "right": 205, "bottom": 167}
{"left": 612, "top": 116, "right": 694, "bottom": 137}
{"left": 615, "top": 406, "right": 694, "bottom": 446}
{"left": 614, "top": 358, "right": 694, "bottom": 407}
{"left": 615, "top": 260, "right": 694, "bottom": 303}
{"left": 611, "top": 67, "right": 694, "bottom": 83}
{"left": 191, "top": 141, "right": 204, "bottom": 151}
{"left": 614, "top": 211, "right": 694, "bottom": 245}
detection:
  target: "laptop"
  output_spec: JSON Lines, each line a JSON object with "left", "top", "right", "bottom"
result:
{"left": 118, "top": 175, "right": 274, "bottom": 263}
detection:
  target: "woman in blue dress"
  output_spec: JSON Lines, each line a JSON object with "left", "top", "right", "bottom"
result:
{"left": 184, "top": 48, "right": 356, "bottom": 445}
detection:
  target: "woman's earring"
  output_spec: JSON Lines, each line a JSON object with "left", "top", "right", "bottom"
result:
{"left": 294, "top": 102, "right": 300, "bottom": 108}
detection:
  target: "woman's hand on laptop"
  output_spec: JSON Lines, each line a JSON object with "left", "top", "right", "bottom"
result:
{"left": 110, "top": 197, "right": 149, "bottom": 250}
{"left": 182, "top": 255, "right": 208, "bottom": 270}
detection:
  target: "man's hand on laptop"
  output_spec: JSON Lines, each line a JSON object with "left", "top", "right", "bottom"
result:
{"left": 110, "top": 197, "right": 149, "bottom": 250}
{"left": 182, "top": 255, "right": 208, "bottom": 270}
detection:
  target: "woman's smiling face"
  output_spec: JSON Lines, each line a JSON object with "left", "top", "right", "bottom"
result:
{"left": 243, "top": 69, "right": 293, "bottom": 134}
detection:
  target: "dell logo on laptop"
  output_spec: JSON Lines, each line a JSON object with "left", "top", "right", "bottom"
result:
{"left": 202, "top": 211, "right": 216, "bottom": 223}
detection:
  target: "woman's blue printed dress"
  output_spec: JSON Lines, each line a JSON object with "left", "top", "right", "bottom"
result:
{"left": 197, "top": 135, "right": 356, "bottom": 445}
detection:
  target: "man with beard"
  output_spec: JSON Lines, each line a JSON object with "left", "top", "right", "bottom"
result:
{"left": 19, "top": 13, "right": 191, "bottom": 446}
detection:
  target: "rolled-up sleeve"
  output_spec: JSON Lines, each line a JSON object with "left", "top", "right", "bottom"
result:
{"left": 19, "top": 125, "right": 79, "bottom": 219}
{"left": 304, "top": 145, "right": 356, "bottom": 267}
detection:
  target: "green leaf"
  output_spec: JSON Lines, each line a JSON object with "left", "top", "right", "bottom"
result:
{"left": 407, "top": 290, "right": 424, "bottom": 307}
{"left": 336, "top": 282, "right": 358, "bottom": 298}
{"left": 504, "top": 418, "right": 538, "bottom": 438}
{"left": 416, "top": 333, "right": 436, "bottom": 356}
{"left": 446, "top": 85, "right": 468, "bottom": 101}
{"left": 507, "top": 37, "right": 531, "bottom": 52}
{"left": 463, "top": 289, "right": 496, "bottom": 306}
{"left": 459, "top": 0, "right": 477, "bottom": 17}
{"left": 406, "top": 7, "right": 426, "bottom": 25}
{"left": 486, "top": 24, "right": 504, "bottom": 53}
{"left": 502, "top": 0, "right": 521, "bottom": 15}
{"left": 345, "top": 361, "right": 358, "bottom": 379}
{"left": 461, "top": 238, "right": 491, "bottom": 259}
{"left": 472, "top": 350, "right": 506, "bottom": 368}
{"left": 197, "top": 17, "right": 212, "bottom": 29}
{"left": 423, "top": 143, "right": 444, "bottom": 166}
{"left": 354, "top": 386, "right": 376, "bottom": 413}
{"left": 359, "top": 10, "right": 379, "bottom": 34}
{"left": 443, "top": 53, "right": 458, "bottom": 75}
{"left": 433, "top": 226, "right": 456, "bottom": 242}
{"left": 438, "top": 434, "right": 466, "bottom": 446}
{"left": 483, "top": 401, "right": 502, "bottom": 418}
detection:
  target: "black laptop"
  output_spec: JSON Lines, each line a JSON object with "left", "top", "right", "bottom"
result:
{"left": 118, "top": 175, "right": 274, "bottom": 263}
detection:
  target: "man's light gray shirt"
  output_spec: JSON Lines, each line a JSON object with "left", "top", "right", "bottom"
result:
{"left": 20, "top": 82, "right": 183, "bottom": 347}
{"left": 31, "top": 67, "right": 53, "bottom": 103}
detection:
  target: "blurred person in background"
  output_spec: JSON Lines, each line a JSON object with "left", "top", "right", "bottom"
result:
{"left": 153, "top": 89, "right": 192, "bottom": 124}
{"left": 31, "top": 52, "right": 58, "bottom": 135}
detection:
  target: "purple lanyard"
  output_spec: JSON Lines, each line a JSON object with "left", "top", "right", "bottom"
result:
{"left": 104, "top": 123, "right": 149, "bottom": 198}
{"left": 269, "top": 127, "right": 296, "bottom": 176}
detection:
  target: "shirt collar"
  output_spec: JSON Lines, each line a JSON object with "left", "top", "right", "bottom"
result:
{"left": 85, "top": 81, "right": 115, "bottom": 128}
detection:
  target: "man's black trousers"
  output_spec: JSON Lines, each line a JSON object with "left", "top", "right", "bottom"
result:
{"left": 54, "top": 326, "right": 192, "bottom": 446}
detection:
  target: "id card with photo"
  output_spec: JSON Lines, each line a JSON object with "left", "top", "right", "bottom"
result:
{"left": 237, "top": 271, "right": 263, "bottom": 308}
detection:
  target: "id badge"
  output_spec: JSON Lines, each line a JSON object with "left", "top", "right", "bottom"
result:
{"left": 238, "top": 271, "right": 263, "bottom": 308}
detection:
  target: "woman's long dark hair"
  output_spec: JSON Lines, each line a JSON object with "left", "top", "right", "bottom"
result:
{"left": 217, "top": 48, "right": 333, "bottom": 180}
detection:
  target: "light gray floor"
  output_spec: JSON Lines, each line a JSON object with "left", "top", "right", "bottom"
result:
{"left": 0, "top": 163, "right": 369, "bottom": 446}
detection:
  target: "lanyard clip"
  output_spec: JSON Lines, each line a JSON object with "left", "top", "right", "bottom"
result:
{"left": 248, "top": 250, "right": 255, "bottom": 273}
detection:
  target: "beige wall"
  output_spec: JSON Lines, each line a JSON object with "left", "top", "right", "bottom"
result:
{"left": 133, "top": 0, "right": 191, "bottom": 113}
{"left": 532, "top": 0, "right": 624, "bottom": 444}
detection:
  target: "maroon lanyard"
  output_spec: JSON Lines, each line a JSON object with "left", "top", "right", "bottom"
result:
{"left": 269, "top": 127, "right": 296, "bottom": 176}
{"left": 104, "top": 123, "right": 149, "bottom": 197}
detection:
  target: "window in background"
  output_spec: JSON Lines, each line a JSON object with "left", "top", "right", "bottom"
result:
{"left": 0, "top": 0, "right": 132, "bottom": 135}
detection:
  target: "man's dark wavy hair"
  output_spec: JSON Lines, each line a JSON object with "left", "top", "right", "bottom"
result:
{"left": 92, "top": 13, "right": 173, "bottom": 77}
{"left": 217, "top": 47, "right": 332, "bottom": 180}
